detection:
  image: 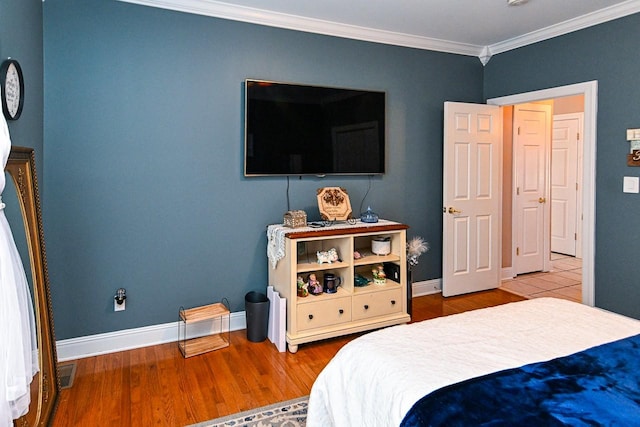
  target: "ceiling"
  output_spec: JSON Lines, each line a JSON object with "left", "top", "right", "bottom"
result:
{"left": 118, "top": 0, "right": 640, "bottom": 63}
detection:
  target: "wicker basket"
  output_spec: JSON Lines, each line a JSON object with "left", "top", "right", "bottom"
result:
{"left": 284, "top": 210, "right": 307, "bottom": 228}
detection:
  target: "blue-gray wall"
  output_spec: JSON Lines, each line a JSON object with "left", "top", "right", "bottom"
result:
{"left": 40, "top": 1, "right": 640, "bottom": 340}
{"left": 0, "top": 0, "right": 43, "bottom": 162}
{"left": 43, "top": 0, "right": 483, "bottom": 339}
{"left": 484, "top": 13, "right": 640, "bottom": 319}
{"left": 0, "top": 0, "right": 43, "bottom": 308}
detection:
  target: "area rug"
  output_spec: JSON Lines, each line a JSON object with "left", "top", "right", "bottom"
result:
{"left": 187, "top": 396, "right": 308, "bottom": 427}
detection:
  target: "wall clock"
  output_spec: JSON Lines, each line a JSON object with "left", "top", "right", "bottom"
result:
{"left": 1, "top": 59, "right": 24, "bottom": 120}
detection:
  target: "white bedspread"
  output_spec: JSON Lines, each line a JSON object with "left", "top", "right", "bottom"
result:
{"left": 307, "top": 298, "right": 640, "bottom": 427}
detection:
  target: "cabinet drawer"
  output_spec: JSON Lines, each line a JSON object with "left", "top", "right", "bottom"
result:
{"left": 297, "top": 298, "right": 352, "bottom": 331}
{"left": 352, "top": 288, "right": 403, "bottom": 321}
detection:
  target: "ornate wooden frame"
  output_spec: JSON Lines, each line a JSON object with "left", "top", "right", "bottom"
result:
{"left": 7, "top": 146, "right": 59, "bottom": 426}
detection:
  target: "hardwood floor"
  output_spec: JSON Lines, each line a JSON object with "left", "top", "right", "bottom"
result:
{"left": 51, "top": 289, "right": 525, "bottom": 426}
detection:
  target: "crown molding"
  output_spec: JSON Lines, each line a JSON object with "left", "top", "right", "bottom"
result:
{"left": 488, "top": 0, "right": 640, "bottom": 57}
{"left": 118, "top": 0, "right": 640, "bottom": 63}
{"left": 117, "top": 0, "right": 484, "bottom": 56}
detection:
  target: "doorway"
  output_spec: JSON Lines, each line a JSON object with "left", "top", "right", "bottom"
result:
{"left": 488, "top": 81, "right": 596, "bottom": 307}
{"left": 502, "top": 100, "right": 583, "bottom": 302}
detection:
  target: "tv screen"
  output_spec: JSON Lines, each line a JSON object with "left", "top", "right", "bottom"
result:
{"left": 244, "top": 79, "right": 385, "bottom": 176}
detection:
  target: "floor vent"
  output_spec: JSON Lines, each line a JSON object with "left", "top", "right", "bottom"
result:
{"left": 58, "top": 362, "right": 77, "bottom": 389}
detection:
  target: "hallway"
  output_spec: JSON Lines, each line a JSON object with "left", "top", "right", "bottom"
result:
{"left": 500, "top": 253, "right": 582, "bottom": 303}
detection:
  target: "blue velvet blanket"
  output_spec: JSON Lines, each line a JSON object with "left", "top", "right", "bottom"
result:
{"left": 401, "top": 334, "right": 640, "bottom": 426}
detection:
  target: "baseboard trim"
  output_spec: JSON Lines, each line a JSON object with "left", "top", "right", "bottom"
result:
{"left": 56, "top": 311, "right": 247, "bottom": 362}
{"left": 412, "top": 278, "right": 442, "bottom": 297}
{"left": 502, "top": 267, "right": 515, "bottom": 280}
{"left": 58, "top": 280, "right": 444, "bottom": 361}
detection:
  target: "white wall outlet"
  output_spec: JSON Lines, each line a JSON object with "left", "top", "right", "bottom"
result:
{"left": 623, "top": 176, "right": 639, "bottom": 193}
{"left": 114, "top": 299, "right": 125, "bottom": 312}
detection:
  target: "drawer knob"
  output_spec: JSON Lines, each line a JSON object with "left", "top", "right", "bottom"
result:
{"left": 339, "top": 309, "right": 344, "bottom": 314}
{"left": 364, "top": 304, "right": 369, "bottom": 310}
{"left": 308, "top": 314, "right": 314, "bottom": 320}
{"left": 391, "top": 300, "right": 396, "bottom": 305}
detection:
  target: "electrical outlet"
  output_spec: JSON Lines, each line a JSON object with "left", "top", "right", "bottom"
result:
{"left": 114, "top": 299, "right": 125, "bottom": 312}
{"left": 623, "top": 176, "right": 640, "bottom": 194}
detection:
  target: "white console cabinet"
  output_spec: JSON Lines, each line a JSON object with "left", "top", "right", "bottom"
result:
{"left": 268, "top": 221, "right": 410, "bottom": 353}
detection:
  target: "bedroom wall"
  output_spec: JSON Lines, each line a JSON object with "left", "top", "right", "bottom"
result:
{"left": 0, "top": 0, "right": 44, "bottom": 164}
{"left": 43, "top": 0, "right": 484, "bottom": 339}
{"left": 484, "top": 13, "right": 640, "bottom": 319}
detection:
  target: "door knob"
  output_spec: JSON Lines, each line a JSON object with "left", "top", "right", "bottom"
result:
{"left": 538, "top": 197, "right": 546, "bottom": 204}
{"left": 448, "top": 207, "right": 463, "bottom": 214}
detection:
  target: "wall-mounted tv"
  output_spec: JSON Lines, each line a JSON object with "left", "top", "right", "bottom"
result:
{"left": 244, "top": 79, "right": 385, "bottom": 176}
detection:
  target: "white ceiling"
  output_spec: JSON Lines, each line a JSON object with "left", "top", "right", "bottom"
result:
{"left": 119, "top": 0, "right": 640, "bottom": 63}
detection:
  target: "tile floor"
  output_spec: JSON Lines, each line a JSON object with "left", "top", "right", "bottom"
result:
{"left": 500, "top": 253, "right": 582, "bottom": 303}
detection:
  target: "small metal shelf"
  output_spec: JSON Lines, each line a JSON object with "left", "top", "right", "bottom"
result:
{"left": 178, "top": 301, "right": 230, "bottom": 358}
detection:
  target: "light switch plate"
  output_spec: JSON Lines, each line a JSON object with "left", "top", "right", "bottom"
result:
{"left": 623, "top": 176, "right": 639, "bottom": 193}
{"left": 627, "top": 128, "right": 640, "bottom": 141}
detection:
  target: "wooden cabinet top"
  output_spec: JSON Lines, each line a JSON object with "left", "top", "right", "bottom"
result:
{"left": 282, "top": 221, "right": 408, "bottom": 240}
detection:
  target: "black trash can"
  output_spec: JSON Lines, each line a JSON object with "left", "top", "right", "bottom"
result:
{"left": 245, "top": 291, "right": 270, "bottom": 342}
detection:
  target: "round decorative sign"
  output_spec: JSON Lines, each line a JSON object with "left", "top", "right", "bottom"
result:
{"left": 1, "top": 59, "right": 24, "bottom": 120}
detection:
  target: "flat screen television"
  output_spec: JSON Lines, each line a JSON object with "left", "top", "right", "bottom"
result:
{"left": 244, "top": 79, "right": 385, "bottom": 176}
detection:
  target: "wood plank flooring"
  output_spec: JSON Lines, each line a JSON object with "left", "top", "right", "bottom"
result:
{"left": 51, "top": 289, "right": 525, "bottom": 427}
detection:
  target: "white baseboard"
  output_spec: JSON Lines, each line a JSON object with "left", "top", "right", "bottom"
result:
{"left": 56, "top": 311, "right": 247, "bottom": 362}
{"left": 412, "top": 278, "right": 442, "bottom": 297}
{"left": 57, "top": 280, "right": 444, "bottom": 361}
{"left": 502, "top": 267, "right": 515, "bottom": 280}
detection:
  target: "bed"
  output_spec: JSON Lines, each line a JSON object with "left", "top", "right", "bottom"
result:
{"left": 307, "top": 297, "right": 640, "bottom": 426}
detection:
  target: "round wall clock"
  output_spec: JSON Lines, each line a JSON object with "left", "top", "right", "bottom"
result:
{"left": 1, "top": 59, "right": 24, "bottom": 120}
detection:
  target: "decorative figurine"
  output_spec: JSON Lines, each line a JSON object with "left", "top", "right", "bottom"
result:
{"left": 297, "top": 276, "right": 308, "bottom": 297}
{"left": 353, "top": 250, "right": 362, "bottom": 260}
{"left": 317, "top": 248, "right": 339, "bottom": 264}
{"left": 307, "top": 273, "right": 323, "bottom": 295}
{"left": 372, "top": 264, "right": 386, "bottom": 285}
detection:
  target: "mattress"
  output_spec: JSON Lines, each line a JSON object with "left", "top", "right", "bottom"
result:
{"left": 307, "top": 297, "right": 640, "bottom": 427}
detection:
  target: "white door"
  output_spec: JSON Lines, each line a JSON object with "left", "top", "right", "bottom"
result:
{"left": 551, "top": 114, "right": 582, "bottom": 257}
{"left": 513, "top": 103, "right": 551, "bottom": 275}
{"left": 442, "top": 102, "right": 502, "bottom": 297}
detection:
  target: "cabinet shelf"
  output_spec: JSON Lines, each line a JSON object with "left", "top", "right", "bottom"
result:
{"left": 296, "top": 259, "right": 350, "bottom": 273}
{"left": 353, "top": 252, "right": 401, "bottom": 266}
{"left": 353, "top": 279, "right": 401, "bottom": 294}
{"left": 296, "top": 287, "right": 350, "bottom": 304}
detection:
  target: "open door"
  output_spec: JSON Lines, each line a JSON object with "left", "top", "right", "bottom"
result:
{"left": 442, "top": 102, "right": 502, "bottom": 296}
{"left": 513, "top": 103, "right": 551, "bottom": 275}
{"left": 551, "top": 113, "right": 582, "bottom": 257}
